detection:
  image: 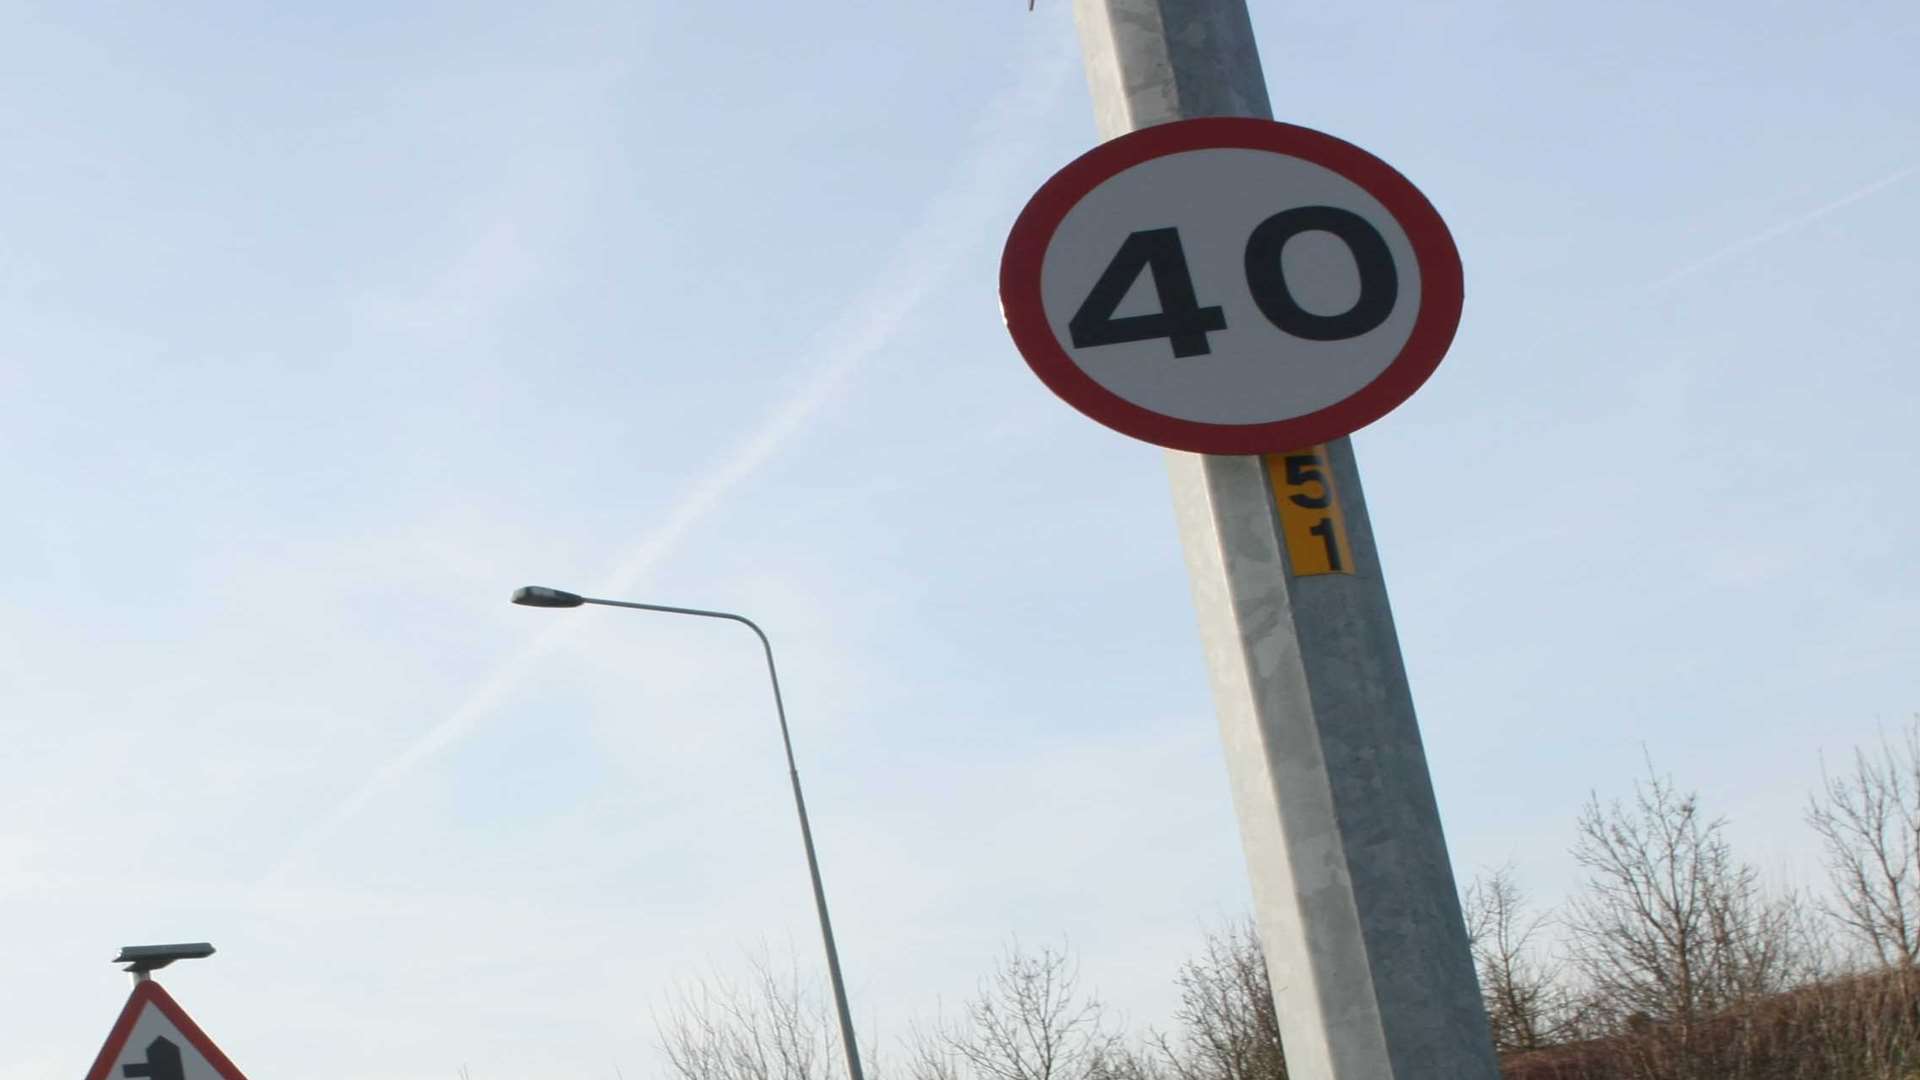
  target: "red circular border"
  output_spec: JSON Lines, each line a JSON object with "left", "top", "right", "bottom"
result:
{"left": 999, "top": 117, "right": 1463, "bottom": 455}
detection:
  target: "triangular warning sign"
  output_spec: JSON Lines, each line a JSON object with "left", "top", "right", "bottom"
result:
{"left": 82, "top": 981, "right": 249, "bottom": 1080}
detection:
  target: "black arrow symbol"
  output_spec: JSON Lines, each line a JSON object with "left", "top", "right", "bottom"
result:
{"left": 122, "top": 1036, "right": 185, "bottom": 1080}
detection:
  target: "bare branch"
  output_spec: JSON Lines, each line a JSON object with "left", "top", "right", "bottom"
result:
{"left": 1148, "top": 919, "right": 1285, "bottom": 1080}
{"left": 1807, "top": 719, "right": 1920, "bottom": 970}
{"left": 1462, "top": 865, "right": 1575, "bottom": 1053}
{"left": 657, "top": 950, "right": 845, "bottom": 1080}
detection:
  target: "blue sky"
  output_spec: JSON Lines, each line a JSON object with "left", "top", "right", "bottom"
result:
{"left": 3, "top": 1, "right": 1916, "bottom": 1076}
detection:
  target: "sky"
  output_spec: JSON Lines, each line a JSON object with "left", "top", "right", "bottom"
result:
{"left": 2, "top": 1, "right": 1917, "bottom": 1076}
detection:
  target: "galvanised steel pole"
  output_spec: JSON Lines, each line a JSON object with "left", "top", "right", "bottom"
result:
{"left": 511, "top": 588, "right": 865, "bottom": 1080}
{"left": 1065, "top": 3, "right": 1500, "bottom": 1077}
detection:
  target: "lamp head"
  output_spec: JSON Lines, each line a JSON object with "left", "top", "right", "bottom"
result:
{"left": 512, "top": 585, "right": 586, "bottom": 608}
{"left": 115, "top": 942, "right": 215, "bottom": 974}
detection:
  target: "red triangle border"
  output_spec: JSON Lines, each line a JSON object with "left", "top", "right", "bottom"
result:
{"left": 83, "top": 980, "right": 250, "bottom": 1080}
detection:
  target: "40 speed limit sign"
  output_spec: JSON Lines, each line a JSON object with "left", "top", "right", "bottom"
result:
{"left": 999, "top": 117, "right": 1462, "bottom": 454}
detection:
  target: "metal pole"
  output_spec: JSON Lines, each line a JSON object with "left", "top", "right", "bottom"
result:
{"left": 577, "top": 596, "right": 866, "bottom": 1080}
{"left": 1067, "top": 3, "right": 1499, "bottom": 1077}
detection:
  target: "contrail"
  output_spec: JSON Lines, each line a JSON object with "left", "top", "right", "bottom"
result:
{"left": 1649, "top": 162, "right": 1919, "bottom": 292}
{"left": 262, "top": 33, "right": 1078, "bottom": 886}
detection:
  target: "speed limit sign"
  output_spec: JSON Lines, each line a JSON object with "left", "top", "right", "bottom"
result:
{"left": 999, "top": 117, "right": 1462, "bottom": 454}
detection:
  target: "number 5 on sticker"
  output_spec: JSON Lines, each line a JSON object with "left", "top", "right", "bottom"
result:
{"left": 1266, "top": 448, "right": 1355, "bottom": 577}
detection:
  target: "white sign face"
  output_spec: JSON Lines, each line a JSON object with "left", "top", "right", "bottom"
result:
{"left": 1000, "top": 118, "right": 1462, "bottom": 454}
{"left": 84, "top": 982, "right": 249, "bottom": 1080}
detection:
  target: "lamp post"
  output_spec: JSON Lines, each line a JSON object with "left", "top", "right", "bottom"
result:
{"left": 510, "top": 585, "right": 866, "bottom": 1080}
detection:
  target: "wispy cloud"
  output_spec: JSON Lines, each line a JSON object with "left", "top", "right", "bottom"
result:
{"left": 1648, "top": 162, "right": 1919, "bottom": 292}
{"left": 261, "top": 37, "right": 1079, "bottom": 886}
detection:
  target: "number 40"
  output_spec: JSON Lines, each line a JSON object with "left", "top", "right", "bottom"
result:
{"left": 1067, "top": 205, "right": 1399, "bottom": 358}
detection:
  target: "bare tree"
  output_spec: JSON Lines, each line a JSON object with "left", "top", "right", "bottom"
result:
{"left": 1462, "top": 865, "right": 1574, "bottom": 1053}
{"left": 1565, "top": 762, "right": 1798, "bottom": 1027}
{"left": 904, "top": 1021, "right": 966, "bottom": 1080}
{"left": 1563, "top": 761, "right": 1808, "bottom": 1078}
{"left": 658, "top": 951, "right": 848, "bottom": 1080}
{"left": 1148, "top": 920, "right": 1285, "bottom": 1080}
{"left": 1807, "top": 721, "right": 1920, "bottom": 971}
{"left": 913, "top": 941, "right": 1120, "bottom": 1080}
{"left": 957, "top": 942, "right": 1118, "bottom": 1080}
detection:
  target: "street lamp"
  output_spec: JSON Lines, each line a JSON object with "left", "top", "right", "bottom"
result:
{"left": 510, "top": 585, "right": 866, "bottom": 1080}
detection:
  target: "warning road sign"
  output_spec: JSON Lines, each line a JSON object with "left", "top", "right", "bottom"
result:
{"left": 999, "top": 117, "right": 1463, "bottom": 454}
{"left": 83, "top": 981, "right": 249, "bottom": 1080}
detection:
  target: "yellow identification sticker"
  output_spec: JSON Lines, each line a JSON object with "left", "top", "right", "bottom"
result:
{"left": 1265, "top": 447, "right": 1356, "bottom": 577}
